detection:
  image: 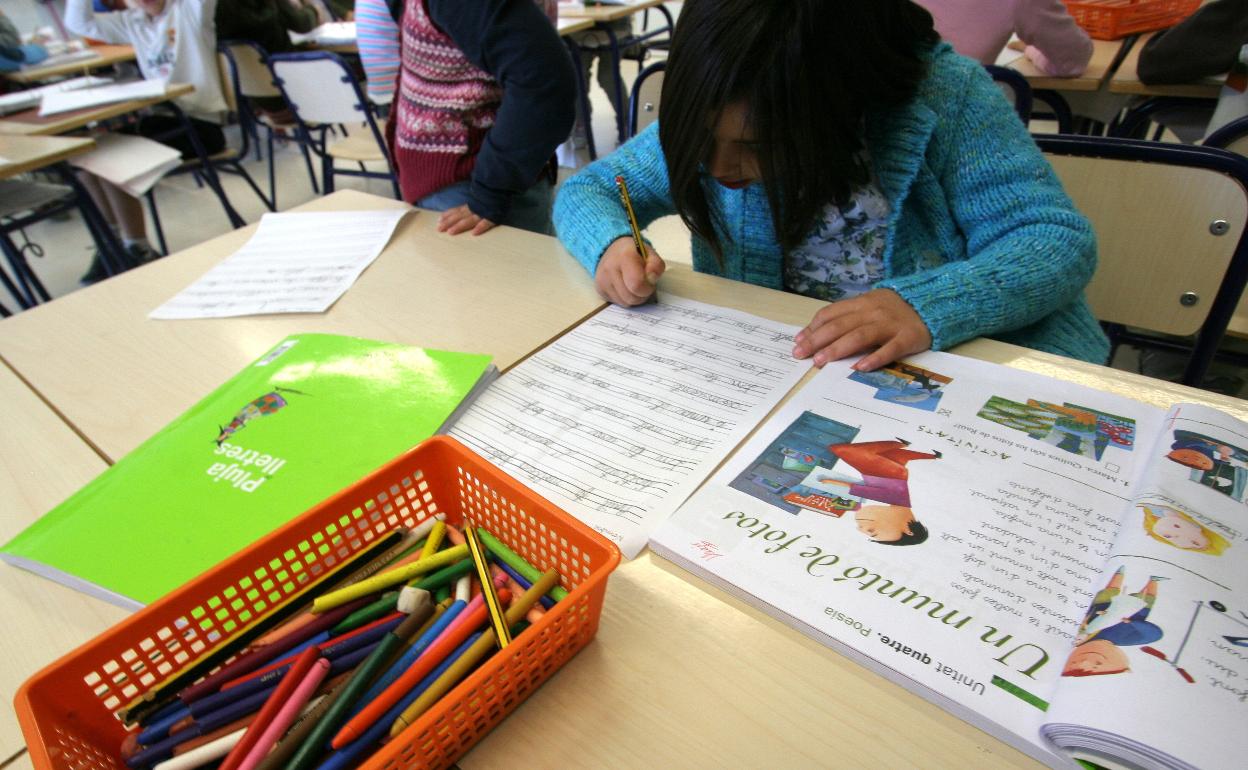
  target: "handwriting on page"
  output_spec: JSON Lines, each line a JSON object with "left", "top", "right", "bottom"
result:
{"left": 449, "top": 297, "right": 810, "bottom": 558}
{"left": 149, "top": 210, "right": 407, "bottom": 319}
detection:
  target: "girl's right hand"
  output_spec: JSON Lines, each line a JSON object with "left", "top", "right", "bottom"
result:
{"left": 594, "top": 236, "right": 666, "bottom": 306}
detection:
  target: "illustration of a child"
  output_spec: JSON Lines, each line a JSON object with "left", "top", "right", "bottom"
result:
{"left": 1140, "top": 505, "right": 1230, "bottom": 555}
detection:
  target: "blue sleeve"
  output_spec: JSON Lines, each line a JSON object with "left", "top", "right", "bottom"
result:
{"left": 553, "top": 121, "right": 677, "bottom": 276}
{"left": 878, "top": 60, "right": 1097, "bottom": 351}
{"left": 426, "top": 0, "right": 577, "bottom": 222}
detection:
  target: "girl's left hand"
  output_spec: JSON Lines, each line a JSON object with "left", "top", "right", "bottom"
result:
{"left": 792, "top": 288, "right": 932, "bottom": 371}
{"left": 437, "top": 205, "right": 497, "bottom": 236}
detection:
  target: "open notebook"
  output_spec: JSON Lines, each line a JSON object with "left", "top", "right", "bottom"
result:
{"left": 651, "top": 351, "right": 1247, "bottom": 770}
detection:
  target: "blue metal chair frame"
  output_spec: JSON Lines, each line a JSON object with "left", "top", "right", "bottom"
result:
{"left": 1204, "top": 115, "right": 1248, "bottom": 150}
{"left": 627, "top": 60, "right": 666, "bottom": 139}
{"left": 266, "top": 50, "right": 400, "bottom": 198}
{"left": 218, "top": 40, "right": 322, "bottom": 208}
{"left": 1036, "top": 134, "right": 1248, "bottom": 386}
{"left": 984, "top": 64, "right": 1034, "bottom": 126}
{"left": 577, "top": 6, "right": 674, "bottom": 144}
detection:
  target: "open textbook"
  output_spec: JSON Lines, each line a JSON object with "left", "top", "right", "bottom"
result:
{"left": 650, "top": 351, "right": 1247, "bottom": 770}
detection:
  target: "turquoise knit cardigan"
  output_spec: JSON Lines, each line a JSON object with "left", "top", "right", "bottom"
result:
{"left": 553, "top": 44, "right": 1110, "bottom": 364}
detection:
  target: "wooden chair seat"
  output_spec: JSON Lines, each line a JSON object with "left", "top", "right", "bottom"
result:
{"left": 327, "top": 131, "right": 387, "bottom": 162}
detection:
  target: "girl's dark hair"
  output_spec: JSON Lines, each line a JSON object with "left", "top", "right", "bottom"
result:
{"left": 659, "top": 0, "right": 938, "bottom": 258}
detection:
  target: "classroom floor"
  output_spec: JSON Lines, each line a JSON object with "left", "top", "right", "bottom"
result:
{"left": 4, "top": 57, "right": 1243, "bottom": 398}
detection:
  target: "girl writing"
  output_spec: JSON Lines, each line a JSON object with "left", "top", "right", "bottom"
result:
{"left": 553, "top": 0, "right": 1109, "bottom": 371}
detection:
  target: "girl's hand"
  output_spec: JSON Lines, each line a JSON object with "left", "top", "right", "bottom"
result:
{"left": 594, "top": 236, "right": 666, "bottom": 306}
{"left": 792, "top": 288, "right": 932, "bottom": 371}
{"left": 437, "top": 205, "right": 497, "bottom": 236}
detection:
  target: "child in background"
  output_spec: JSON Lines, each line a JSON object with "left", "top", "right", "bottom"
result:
{"left": 0, "top": 10, "right": 48, "bottom": 74}
{"left": 387, "top": 0, "right": 575, "bottom": 236}
{"left": 65, "top": 0, "right": 227, "bottom": 278}
{"left": 554, "top": 0, "right": 1108, "bottom": 372}
{"left": 354, "top": 0, "right": 400, "bottom": 108}
{"left": 912, "top": 0, "right": 1093, "bottom": 77}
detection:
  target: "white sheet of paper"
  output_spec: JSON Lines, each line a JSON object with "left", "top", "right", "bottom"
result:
{"left": 149, "top": 209, "right": 408, "bottom": 319}
{"left": 0, "top": 75, "right": 112, "bottom": 116}
{"left": 289, "top": 22, "right": 357, "bottom": 45}
{"left": 68, "top": 134, "right": 182, "bottom": 196}
{"left": 449, "top": 295, "right": 811, "bottom": 557}
{"left": 39, "top": 79, "right": 168, "bottom": 116}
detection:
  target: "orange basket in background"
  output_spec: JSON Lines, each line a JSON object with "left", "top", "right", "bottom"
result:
{"left": 1063, "top": 0, "right": 1201, "bottom": 39}
{"left": 14, "top": 436, "right": 621, "bottom": 770}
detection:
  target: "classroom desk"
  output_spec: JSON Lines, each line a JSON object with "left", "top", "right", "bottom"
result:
{"left": 2, "top": 190, "right": 1247, "bottom": 768}
{"left": 3, "top": 45, "right": 136, "bottom": 86}
{"left": 0, "top": 362, "right": 128, "bottom": 758}
{"left": 557, "top": 16, "right": 595, "bottom": 35}
{"left": 1004, "top": 37, "right": 1127, "bottom": 93}
{"left": 558, "top": 0, "right": 668, "bottom": 21}
{"left": 1107, "top": 31, "right": 1224, "bottom": 99}
{"left": 0, "top": 135, "right": 94, "bottom": 179}
{"left": 0, "top": 82, "right": 195, "bottom": 137}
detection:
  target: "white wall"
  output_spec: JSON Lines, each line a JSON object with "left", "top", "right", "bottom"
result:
{"left": 2, "top": 0, "right": 69, "bottom": 40}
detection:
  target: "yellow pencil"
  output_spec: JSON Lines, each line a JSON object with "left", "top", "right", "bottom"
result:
{"left": 420, "top": 521, "right": 446, "bottom": 559}
{"left": 310, "top": 544, "right": 468, "bottom": 613}
{"left": 465, "top": 525, "right": 512, "bottom": 649}
{"left": 388, "top": 569, "right": 560, "bottom": 737}
{"left": 614, "top": 175, "right": 648, "bottom": 270}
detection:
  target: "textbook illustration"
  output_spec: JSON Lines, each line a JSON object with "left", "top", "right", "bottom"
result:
{"left": 651, "top": 351, "right": 1248, "bottom": 770}
{"left": 1, "top": 334, "right": 496, "bottom": 608}
{"left": 846, "top": 360, "right": 951, "bottom": 412}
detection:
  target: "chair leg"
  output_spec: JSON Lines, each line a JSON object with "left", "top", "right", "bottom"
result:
{"left": 297, "top": 130, "right": 320, "bottom": 195}
{"left": 0, "top": 247, "right": 31, "bottom": 311}
{"left": 322, "top": 153, "right": 335, "bottom": 194}
{"left": 231, "top": 160, "right": 274, "bottom": 211}
{"left": 0, "top": 233, "right": 45, "bottom": 307}
{"left": 267, "top": 129, "right": 278, "bottom": 210}
{"left": 145, "top": 191, "right": 170, "bottom": 256}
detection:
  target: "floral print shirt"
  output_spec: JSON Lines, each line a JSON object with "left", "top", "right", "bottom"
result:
{"left": 783, "top": 175, "right": 891, "bottom": 302}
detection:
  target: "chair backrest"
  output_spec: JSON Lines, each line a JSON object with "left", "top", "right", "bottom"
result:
{"left": 216, "top": 50, "right": 238, "bottom": 114}
{"left": 984, "top": 64, "right": 1033, "bottom": 126}
{"left": 220, "top": 40, "right": 282, "bottom": 99}
{"left": 268, "top": 51, "right": 372, "bottom": 126}
{"left": 628, "top": 61, "right": 665, "bottom": 139}
{"left": 1038, "top": 135, "right": 1248, "bottom": 382}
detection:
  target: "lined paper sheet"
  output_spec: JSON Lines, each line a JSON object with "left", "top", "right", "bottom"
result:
{"left": 150, "top": 210, "right": 408, "bottom": 319}
{"left": 39, "top": 78, "right": 167, "bottom": 116}
{"left": 449, "top": 295, "right": 811, "bottom": 557}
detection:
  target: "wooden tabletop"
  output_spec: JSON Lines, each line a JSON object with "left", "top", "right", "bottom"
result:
{"left": 1, "top": 190, "right": 1245, "bottom": 768}
{"left": 1107, "top": 31, "right": 1225, "bottom": 98}
{"left": 3, "top": 45, "right": 136, "bottom": 86}
{"left": 0, "top": 82, "right": 194, "bottom": 137}
{"left": 0, "top": 362, "right": 129, "bottom": 757}
{"left": 0, "top": 135, "right": 95, "bottom": 179}
{"left": 557, "top": 16, "right": 596, "bottom": 36}
{"left": 559, "top": 0, "right": 668, "bottom": 22}
{"left": 1005, "top": 37, "right": 1127, "bottom": 92}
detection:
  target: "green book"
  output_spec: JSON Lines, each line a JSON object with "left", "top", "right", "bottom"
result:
{"left": 1, "top": 334, "right": 495, "bottom": 609}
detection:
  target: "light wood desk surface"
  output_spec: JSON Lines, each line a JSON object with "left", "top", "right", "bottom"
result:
{"left": 559, "top": 0, "right": 667, "bottom": 23}
{"left": 0, "top": 135, "right": 95, "bottom": 179}
{"left": 0, "top": 362, "right": 128, "bottom": 758}
{"left": 0, "top": 82, "right": 194, "bottom": 137}
{"left": 3, "top": 45, "right": 136, "bottom": 86}
{"left": 557, "top": 16, "right": 595, "bottom": 36}
{"left": 1005, "top": 37, "right": 1126, "bottom": 92}
{"left": 1107, "top": 31, "right": 1225, "bottom": 98}
{"left": 2, "top": 190, "right": 1246, "bottom": 768}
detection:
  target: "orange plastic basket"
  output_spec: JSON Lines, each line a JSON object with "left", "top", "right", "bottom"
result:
{"left": 1063, "top": 0, "right": 1201, "bottom": 40}
{"left": 14, "top": 436, "right": 621, "bottom": 770}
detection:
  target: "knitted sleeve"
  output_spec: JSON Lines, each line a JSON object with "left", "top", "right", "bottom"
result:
{"left": 877, "top": 62, "right": 1096, "bottom": 352}
{"left": 429, "top": 0, "right": 576, "bottom": 223}
{"left": 552, "top": 122, "right": 677, "bottom": 276}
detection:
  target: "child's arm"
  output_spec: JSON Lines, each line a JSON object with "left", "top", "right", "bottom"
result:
{"left": 554, "top": 123, "right": 676, "bottom": 275}
{"left": 875, "top": 57, "right": 1098, "bottom": 359}
{"left": 427, "top": 0, "right": 576, "bottom": 234}
{"left": 64, "top": 0, "right": 131, "bottom": 45}
{"left": 1014, "top": 0, "right": 1094, "bottom": 78}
